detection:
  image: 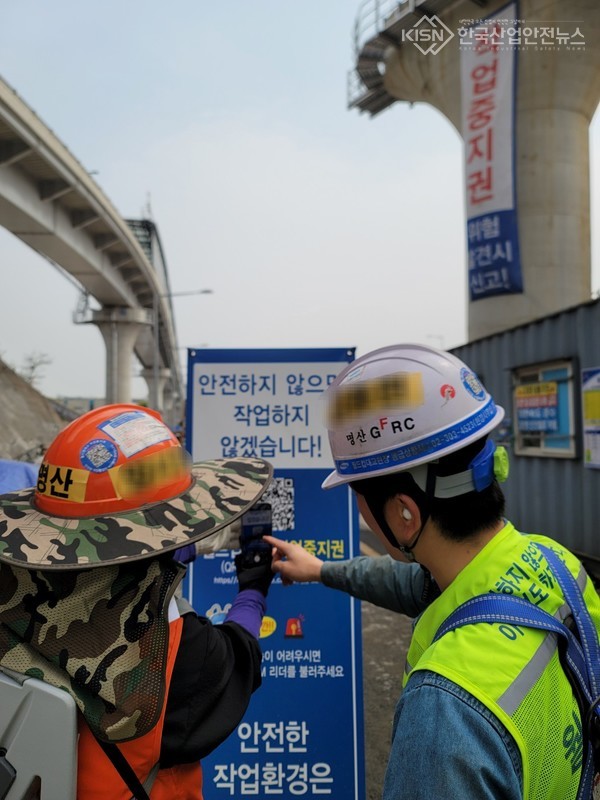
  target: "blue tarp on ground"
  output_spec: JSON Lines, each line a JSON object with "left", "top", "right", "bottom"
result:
{"left": 0, "top": 459, "right": 39, "bottom": 493}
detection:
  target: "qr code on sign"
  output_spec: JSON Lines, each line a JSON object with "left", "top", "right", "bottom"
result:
{"left": 263, "top": 478, "right": 295, "bottom": 531}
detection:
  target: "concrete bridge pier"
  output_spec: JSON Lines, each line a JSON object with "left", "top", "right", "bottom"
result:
{"left": 141, "top": 367, "right": 172, "bottom": 414}
{"left": 161, "top": 383, "right": 182, "bottom": 431}
{"left": 91, "top": 307, "right": 151, "bottom": 405}
{"left": 376, "top": 0, "right": 600, "bottom": 340}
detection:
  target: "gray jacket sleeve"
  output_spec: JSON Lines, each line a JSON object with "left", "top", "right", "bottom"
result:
{"left": 320, "top": 556, "right": 433, "bottom": 618}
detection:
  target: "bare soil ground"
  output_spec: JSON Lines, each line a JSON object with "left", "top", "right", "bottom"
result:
{"left": 361, "top": 598, "right": 413, "bottom": 800}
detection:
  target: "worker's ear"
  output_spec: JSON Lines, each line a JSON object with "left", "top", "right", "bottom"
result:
{"left": 355, "top": 493, "right": 422, "bottom": 563}
{"left": 387, "top": 494, "right": 421, "bottom": 542}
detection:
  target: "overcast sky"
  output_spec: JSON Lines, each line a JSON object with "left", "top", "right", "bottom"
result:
{"left": 0, "top": 1, "right": 598, "bottom": 400}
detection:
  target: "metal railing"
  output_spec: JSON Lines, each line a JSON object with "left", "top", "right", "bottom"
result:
{"left": 352, "top": 0, "right": 411, "bottom": 58}
{"left": 348, "top": 0, "right": 417, "bottom": 110}
{"left": 347, "top": 68, "right": 368, "bottom": 108}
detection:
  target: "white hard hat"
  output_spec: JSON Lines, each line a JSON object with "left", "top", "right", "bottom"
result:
{"left": 322, "top": 344, "right": 504, "bottom": 490}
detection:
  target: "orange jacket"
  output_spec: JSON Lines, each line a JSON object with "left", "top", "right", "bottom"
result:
{"left": 76, "top": 616, "right": 203, "bottom": 799}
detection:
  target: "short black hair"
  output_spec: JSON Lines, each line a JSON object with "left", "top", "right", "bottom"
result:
{"left": 351, "top": 436, "right": 505, "bottom": 542}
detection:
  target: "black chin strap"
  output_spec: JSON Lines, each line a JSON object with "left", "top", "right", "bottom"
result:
{"left": 398, "top": 526, "right": 426, "bottom": 561}
{"left": 364, "top": 501, "right": 426, "bottom": 558}
{"left": 366, "top": 464, "right": 437, "bottom": 561}
{"left": 367, "top": 503, "right": 402, "bottom": 552}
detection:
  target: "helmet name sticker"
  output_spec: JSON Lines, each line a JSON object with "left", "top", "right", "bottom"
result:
{"left": 99, "top": 410, "right": 172, "bottom": 457}
{"left": 328, "top": 373, "right": 424, "bottom": 424}
{"left": 37, "top": 463, "right": 88, "bottom": 503}
{"left": 111, "top": 447, "right": 190, "bottom": 499}
{"left": 346, "top": 417, "right": 415, "bottom": 446}
{"left": 80, "top": 439, "right": 119, "bottom": 473}
{"left": 460, "top": 368, "right": 486, "bottom": 401}
{"left": 336, "top": 399, "right": 498, "bottom": 475}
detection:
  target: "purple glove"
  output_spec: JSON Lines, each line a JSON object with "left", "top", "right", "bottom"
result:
{"left": 174, "top": 543, "right": 196, "bottom": 564}
{"left": 225, "top": 589, "right": 266, "bottom": 639}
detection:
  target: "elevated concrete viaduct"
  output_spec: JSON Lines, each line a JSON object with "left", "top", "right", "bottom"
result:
{"left": 0, "top": 77, "right": 182, "bottom": 416}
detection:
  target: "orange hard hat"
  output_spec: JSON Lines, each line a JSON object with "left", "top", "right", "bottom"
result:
{"left": 35, "top": 403, "right": 191, "bottom": 518}
{"left": 0, "top": 403, "right": 273, "bottom": 570}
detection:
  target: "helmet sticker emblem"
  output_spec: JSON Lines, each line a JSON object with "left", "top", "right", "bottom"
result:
{"left": 98, "top": 410, "right": 172, "bottom": 457}
{"left": 80, "top": 439, "right": 119, "bottom": 473}
{"left": 440, "top": 384, "right": 456, "bottom": 405}
{"left": 460, "top": 368, "right": 486, "bottom": 401}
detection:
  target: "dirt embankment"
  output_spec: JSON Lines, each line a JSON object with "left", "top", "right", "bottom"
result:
{"left": 0, "top": 357, "right": 65, "bottom": 460}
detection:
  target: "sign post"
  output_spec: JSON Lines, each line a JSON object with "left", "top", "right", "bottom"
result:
{"left": 185, "top": 347, "right": 365, "bottom": 799}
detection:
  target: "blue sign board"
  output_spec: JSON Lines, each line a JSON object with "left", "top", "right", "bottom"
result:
{"left": 185, "top": 348, "right": 365, "bottom": 799}
{"left": 467, "top": 210, "right": 523, "bottom": 299}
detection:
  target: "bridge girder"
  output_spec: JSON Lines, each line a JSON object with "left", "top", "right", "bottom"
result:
{"left": 0, "top": 77, "right": 182, "bottom": 408}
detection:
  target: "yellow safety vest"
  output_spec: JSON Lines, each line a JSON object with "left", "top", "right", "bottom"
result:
{"left": 404, "top": 522, "right": 600, "bottom": 800}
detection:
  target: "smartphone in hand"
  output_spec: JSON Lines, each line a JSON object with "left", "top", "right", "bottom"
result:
{"left": 240, "top": 502, "right": 272, "bottom": 562}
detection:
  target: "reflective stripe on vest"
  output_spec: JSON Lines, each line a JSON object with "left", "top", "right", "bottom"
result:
{"left": 432, "top": 550, "right": 599, "bottom": 800}
{"left": 404, "top": 523, "right": 600, "bottom": 800}
{"left": 77, "top": 616, "right": 203, "bottom": 800}
{"left": 497, "top": 575, "right": 587, "bottom": 717}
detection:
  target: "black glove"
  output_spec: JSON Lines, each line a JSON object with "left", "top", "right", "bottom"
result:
{"left": 235, "top": 546, "right": 274, "bottom": 596}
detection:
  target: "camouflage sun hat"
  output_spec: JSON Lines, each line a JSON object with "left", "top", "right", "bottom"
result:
{"left": 0, "top": 404, "right": 273, "bottom": 570}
